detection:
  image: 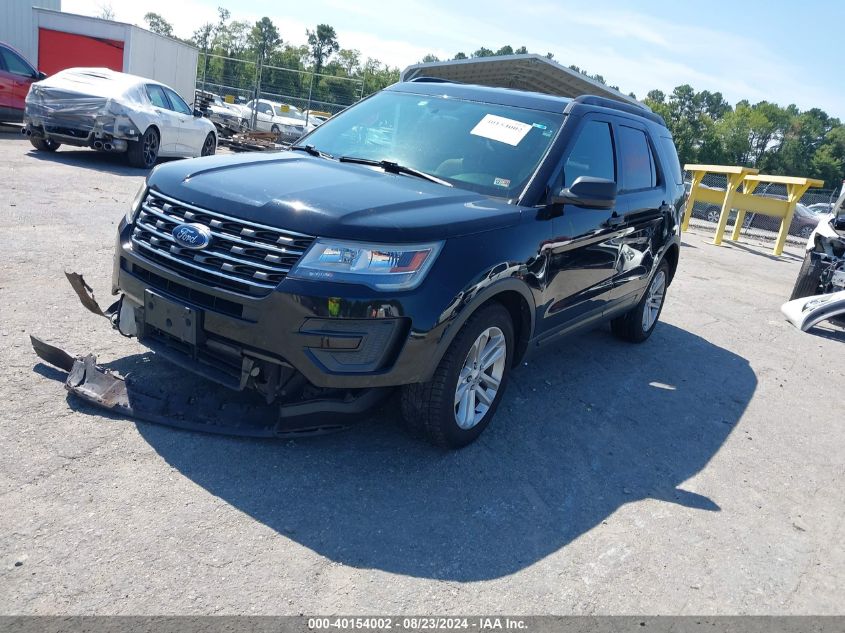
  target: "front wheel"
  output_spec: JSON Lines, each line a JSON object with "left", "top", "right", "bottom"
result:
{"left": 789, "top": 252, "right": 825, "bottom": 300}
{"left": 30, "top": 137, "right": 60, "bottom": 152}
{"left": 797, "top": 225, "right": 814, "bottom": 240}
{"left": 400, "top": 303, "right": 513, "bottom": 448}
{"left": 611, "top": 260, "right": 670, "bottom": 343}
{"left": 201, "top": 132, "right": 216, "bottom": 156}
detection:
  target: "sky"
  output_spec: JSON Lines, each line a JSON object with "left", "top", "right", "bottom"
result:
{"left": 63, "top": 0, "right": 845, "bottom": 118}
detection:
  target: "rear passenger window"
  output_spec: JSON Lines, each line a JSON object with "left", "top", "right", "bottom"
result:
{"left": 618, "top": 125, "right": 656, "bottom": 190}
{"left": 146, "top": 84, "right": 169, "bottom": 109}
{"left": 563, "top": 120, "right": 615, "bottom": 187}
{"left": 659, "top": 136, "right": 683, "bottom": 185}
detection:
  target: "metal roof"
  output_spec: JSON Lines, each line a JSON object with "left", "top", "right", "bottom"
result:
{"left": 401, "top": 54, "right": 642, "bottom": 107}
{"left": 387, "top": 81, "right": 574, "bottom": 113}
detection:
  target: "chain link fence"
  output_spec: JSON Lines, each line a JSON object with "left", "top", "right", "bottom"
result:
{"left": 195, "top": 52, "right": 364, "bottom": 134}
{"left": 684, "top": 171, "right": 841, "bottom": 245}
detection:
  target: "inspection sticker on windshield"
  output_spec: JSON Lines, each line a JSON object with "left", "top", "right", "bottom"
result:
{"left": 471, "top": 114, "right": 533, "bottom": 146}
{"left": 493, "top": 177, "right": 511, "bottom": 187}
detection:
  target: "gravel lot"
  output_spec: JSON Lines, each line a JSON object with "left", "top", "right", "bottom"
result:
{"left": 1, "top": 131, "right": 843, "bottom": 615}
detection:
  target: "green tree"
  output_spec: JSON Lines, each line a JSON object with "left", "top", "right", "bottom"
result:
{"left": 144, "top": 12, "right": 174, "bottom": 37}
{"left": 453, "top": 52, "right": 467, "bottom": 60}
{"left": 495, "top": 45, "right": 513, "bottom": 56}
{"left": 249, "top": 17, "right": 281, "bottom": 66}
{"left": 514, "top": 46, "right": 528, "bottom": 54}
{"left": 307, "top": 24, "right": 340, "bottom": 75}
{"left": 472, "top": 47, "right": 494, "bottom": 58}
{"left": 336, "top": 49, "right": 361, "bottom": 75}
{"left": 362, "top": 58, "right": 400, "bottom": 95}
{"left": 421, "top": 54, "right": 440, "bottom": 63}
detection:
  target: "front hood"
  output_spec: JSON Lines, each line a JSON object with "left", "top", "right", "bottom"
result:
{"left": 147, "top": 152, "right": 522, "bottom": 241}
{"left": 275, "top": 116, "right": 306, "bottom": 127}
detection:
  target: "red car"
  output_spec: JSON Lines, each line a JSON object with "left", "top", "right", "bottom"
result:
{"left": 0, "top": 42, "right": 45, "bottom": 124}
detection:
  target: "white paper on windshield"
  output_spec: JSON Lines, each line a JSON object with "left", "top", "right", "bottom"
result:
{"left": 470, "top": 114, "right": 533, "bottom": 146}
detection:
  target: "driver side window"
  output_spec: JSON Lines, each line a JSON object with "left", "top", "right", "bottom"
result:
{"left": 0, "top": 47, "right": 35, "bottom": 77}
{"left": 163, "top": 87, "right": 191, "bottom": 115}
{"left": 562, "top": 120, "right": 616, "bottom": 187}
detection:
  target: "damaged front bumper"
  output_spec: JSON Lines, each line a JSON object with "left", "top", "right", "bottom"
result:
{"left": 30, "top": 273, "right": 391, "bottom": 437}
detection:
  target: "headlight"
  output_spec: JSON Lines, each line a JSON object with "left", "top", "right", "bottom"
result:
{"left": 124, "top": 182, "right": 148, "bottom": 224}
{"left": 289, "top": 239, "right": 443, "bottom": 290}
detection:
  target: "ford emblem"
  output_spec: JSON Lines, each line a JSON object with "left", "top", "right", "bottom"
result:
{"left": 172, "top": 223, "right": 212, "bottom": 250}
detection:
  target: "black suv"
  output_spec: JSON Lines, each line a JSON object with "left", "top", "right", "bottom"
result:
{"left": 112, "top": 80, "right": 684, "bottom": 447}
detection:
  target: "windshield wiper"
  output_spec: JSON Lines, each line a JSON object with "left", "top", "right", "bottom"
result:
{"left": 289, "top": 144, "right": 331, "bottom": 158}
{"left": 338, "top": 156, "right": 452, "bottom": 187}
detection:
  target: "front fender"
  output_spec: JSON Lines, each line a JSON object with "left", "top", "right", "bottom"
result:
{"left": 423, "top": 275, "right": 536, "bottom": 381}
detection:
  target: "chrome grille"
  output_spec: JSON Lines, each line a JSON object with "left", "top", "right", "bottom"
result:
{"left": 131, "top": 190, "right": 315, "bottom": 296}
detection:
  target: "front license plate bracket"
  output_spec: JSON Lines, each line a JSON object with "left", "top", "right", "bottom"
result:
{"left": 142, "top": 289, "right": 199, "bottom": 345}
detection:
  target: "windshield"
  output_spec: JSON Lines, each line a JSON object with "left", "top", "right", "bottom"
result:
{"left": 300, "top": 91, "right": 563, "bottom": 199}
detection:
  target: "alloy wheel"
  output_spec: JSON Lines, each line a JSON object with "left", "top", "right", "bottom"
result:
{"left": 143, "top": 130, "right": 159, "bottom": 167}
{"left": 642, "top": 270, "right": 666, "bottom": 332}
{"left": 202, "top": 134, "right": 215, "bottom": 156}
{"left": 454, "top": 326, "right": 507, "bottom": 430}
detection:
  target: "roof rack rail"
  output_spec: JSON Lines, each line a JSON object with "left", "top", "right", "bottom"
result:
{"left": 408, "top": 76, "right": 459, "bottom": 84}
{"left": 570, "top": 94, "right": 666, "bottom": 127}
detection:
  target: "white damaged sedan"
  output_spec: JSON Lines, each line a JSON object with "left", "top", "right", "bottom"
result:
{"left": 23, "top": 67, "right": 217, "bottom": 168}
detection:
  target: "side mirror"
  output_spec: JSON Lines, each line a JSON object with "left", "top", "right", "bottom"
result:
{"left": 551, "top": 176, "right": 617, "bottom": 210}
{"left": 193, "top": 108, "right": 204, "bottom": 118}
{"left": 37, "top": 71, "right": 47, "bottom": 80}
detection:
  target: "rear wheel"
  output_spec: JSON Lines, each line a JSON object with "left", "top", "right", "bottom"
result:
{"left": 201, "top": 132, "right": 216, "bottom": 156}
{"left": 127, "top": 127, "right": 159, "bottom": 168}
{"left": 611, "top": 260, "right": 670, "bottom": 343}
{"left": 789, "top": 252, "right": 825, "bottom": 300}
{"left": 29, "top": 137, "right": 60, "bottom": 152}
{"left": 400, "top": 303, "right": 513, "bottom": 448}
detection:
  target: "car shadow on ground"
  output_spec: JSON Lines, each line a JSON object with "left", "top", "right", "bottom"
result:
{"left": 52, "top": 322, "right": 756, "bottom": 581}
{"left": 23, "top": 146, "right": 179, "bottom": 177}
{"left": 723, "top": 240, "right": 804, "bottom": 263}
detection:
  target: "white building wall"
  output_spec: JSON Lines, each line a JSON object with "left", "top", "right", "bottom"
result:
{"left": 126, "top": 27, "right": 198, "bottom": 104}
{"left": 0, "top": 0, "right": 61, "bottom": 65}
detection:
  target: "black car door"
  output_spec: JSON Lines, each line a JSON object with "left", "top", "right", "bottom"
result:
{"left": 607, "top": 121, "right": 670, "bottom": 311}
{"left": 535, "top": 115, "right": 625, "bottom": 340}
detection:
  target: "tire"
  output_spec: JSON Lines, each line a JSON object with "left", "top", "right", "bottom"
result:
{"left": 127, "top": 127, "right": 159, "bottom": 169}
{"left": 400, "top": 303, "right": 514, "bottom": 448}
{"left": 789, "top": 251, "right": 825, "bottom": 300}
{"left": 201, "top": 132, "right": 216, "bottom": 157}
{"left": 611, "top": 260, "right": 670, "bottom": 343}
{"left": 29, "top": 137, "right": 60, "bottom": 152}
{"left": 797, "top": 225, "right": 814, "bottom": 240}
{"left": 270, "top": 124, "right": 280, "bottom": 137}
{"left": 706, "top": 208, "right": 720, "bottom": 223}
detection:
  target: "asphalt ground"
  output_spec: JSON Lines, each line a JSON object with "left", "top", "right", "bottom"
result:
{"left": 1, "top": 131, "right": 843, "bottom": 614}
